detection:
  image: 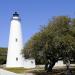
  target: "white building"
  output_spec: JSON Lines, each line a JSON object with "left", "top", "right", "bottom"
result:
{"left": 6, "top": 12, "right": 35, "bottom": 68}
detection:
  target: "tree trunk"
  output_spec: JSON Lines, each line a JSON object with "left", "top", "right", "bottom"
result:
{"left": 45, "top": 60, "right": 56, "bottom": 72}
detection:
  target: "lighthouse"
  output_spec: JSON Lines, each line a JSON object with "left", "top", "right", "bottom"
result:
{"left": 6, "top": 12, "right": 23, "bottom": 67}
{"left": 6, "top": 12, "right": 36, "bottom": 68}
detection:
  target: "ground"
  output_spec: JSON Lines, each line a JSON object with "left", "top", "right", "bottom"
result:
{"left": 3, "top": 66, "right": 75, "bottom": 75}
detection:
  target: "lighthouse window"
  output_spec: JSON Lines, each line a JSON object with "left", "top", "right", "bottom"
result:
{"left": 31, "top": 61, "right": 33, "bottom": 64}
{"left": 16, "top": 38, "right": 18, "bottom": 42}
{"left": 16, "top": 57, "right": 18, "bottom": 61}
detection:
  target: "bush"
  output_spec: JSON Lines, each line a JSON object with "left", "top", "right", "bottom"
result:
{"left": 0, "top": 48, "right": 7, "bottom": 64}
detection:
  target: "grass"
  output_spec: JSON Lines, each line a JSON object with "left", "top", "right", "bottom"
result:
{"left": 4, "top": 67, "right": 75, "bottom": 75}
{"left": 34, "top": 68, "right": 75, "bottom": 75}
{"left": 4, "top": 66, "right": 44, "bottom": 73}
{"left": 4, "top": 67, "right": 28, "bottom": 73}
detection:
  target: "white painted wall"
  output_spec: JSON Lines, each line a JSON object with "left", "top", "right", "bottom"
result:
{"left": 6, "top": 15, "right": 24, "bottom": 67}
{"left": 54, "top": 60, "right": 65, "bottom": 67}
{"left": 23, "top": 59, "right": 36, "bottom": 68}
{"left": 6, "top": 12, "right": 36, "bottom": 68}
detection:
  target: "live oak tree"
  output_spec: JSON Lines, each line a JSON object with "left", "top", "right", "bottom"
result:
{"left": 22, "top": 16, "right": 75, "bottom": 72}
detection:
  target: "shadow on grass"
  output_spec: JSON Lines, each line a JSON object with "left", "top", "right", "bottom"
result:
{"left": 33, "top": 69, "right": 75, "bottom": 75}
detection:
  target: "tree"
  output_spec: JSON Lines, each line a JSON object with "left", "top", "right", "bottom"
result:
{"left": 22, "top": 16, "right": 75, "bottom": 72}
{"left": 0, "top": 48, "right": 7, "bottom": 64}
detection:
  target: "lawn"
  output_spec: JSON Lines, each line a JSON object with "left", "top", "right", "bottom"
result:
{"left": 4, "top": 67, "right": 75, "bottom": 75}
{"left": 5, "top": 67, "right": 28, "bottom": 73}
{"left": 4, "top": 66, "right": 44, "bottom": 73}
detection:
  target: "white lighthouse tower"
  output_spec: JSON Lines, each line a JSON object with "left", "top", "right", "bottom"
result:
{"left": 6, "top": 12, "right": 23, "bottom": 67}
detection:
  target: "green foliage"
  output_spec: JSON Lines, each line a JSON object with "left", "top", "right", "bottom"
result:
{"left": 0, "top": 48, "right": 7, "bottom": 64}
{"left": 22, "top": 16, "right": 75, "bottom": 71}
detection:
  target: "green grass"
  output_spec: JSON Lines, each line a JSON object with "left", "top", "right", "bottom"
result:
{"left": 4, "top": 67, "right": 44, "bottom": 73}
{"left": 4, "top": 67, "right": 75, "bottom": 74}
{"left": 5, "top": 67, "right": 27, "bottom": 73}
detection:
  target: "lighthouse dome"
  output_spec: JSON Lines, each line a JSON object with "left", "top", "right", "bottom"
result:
{"left": 13, "top": 12, "right": 19, "bottom": 17}
{"left": 12, "top": 12, "right": 20, "bottom": 20}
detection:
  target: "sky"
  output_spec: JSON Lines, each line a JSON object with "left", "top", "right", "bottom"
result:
{"left": 0, "top": 0, "right": 75, "bottom": 47}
